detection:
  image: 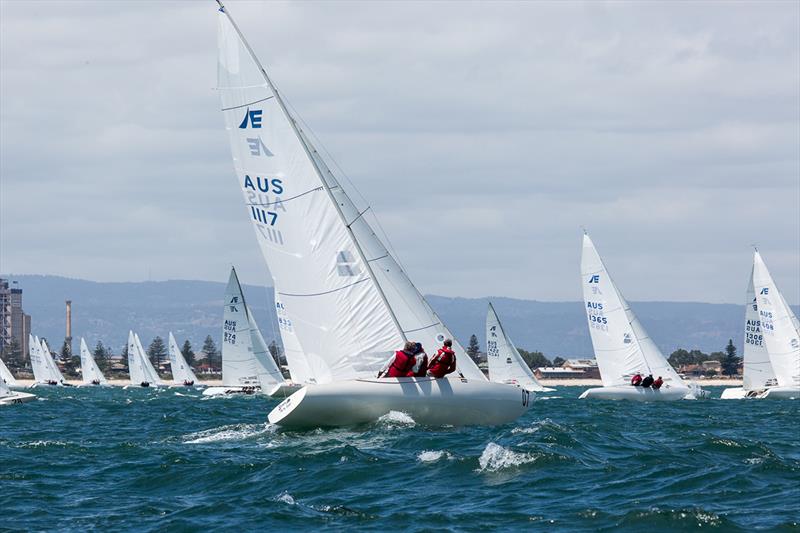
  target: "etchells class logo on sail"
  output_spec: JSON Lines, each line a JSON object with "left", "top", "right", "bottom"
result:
{"left": 239, "top": 108, "right": 262, "bottom": 128}
{"left": 589, "top": 274, "right": 600, "bottom": 283}
{"left": 243, "top": 174, "right": 286, "bottom": 246}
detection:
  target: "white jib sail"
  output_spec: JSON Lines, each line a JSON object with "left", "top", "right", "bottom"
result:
{"left": 274, "top": 289, "right": 316, "bottom": 384}
{"left": 0, "top": 356, "right": 16, "bottom": 386}
{"left": 135, "top": 333, "right": 163, "bottom": 386}
{"left": 29, "top": 335, "right": 49, "bottom": 383}
{"left": 217, "top": 8, "right": 483, "bottom": 382}
{"left": 222, "top": 267, "right": 284, "bottom": 388}
{"left": 753, "top": 251, "right": 800, "bottom": 387}
{"left": 581, "top": 234, "right": 684, "bottom": 388}
{"left": 127, "top": 331, "right": 147, "bottom": 384}
{"left": 79, "top": 338, "right": 108, "bottom": 385}
{"left": 742, "top": 268, "right": 777, "bottom": 391}
{"left": 486, "top": 303, "right": 547, "bottom": 391}
{"left": 168, "top": 332, "right": 198, "bottom": 385}
{"left": 39, "top": 338, "right": 65, "bottom": 383}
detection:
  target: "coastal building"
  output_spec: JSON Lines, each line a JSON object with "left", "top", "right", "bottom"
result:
{"left": 534, "top": 366, "right": 585, "bottom": 379}
{"left": 0, "top": 278, "right": 30, "bottom": 357}
{"left": 562, "top": 359, "right": 600, "bottom": 379}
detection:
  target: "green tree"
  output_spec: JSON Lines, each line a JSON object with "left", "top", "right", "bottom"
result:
{"left": 93, "top": 341, "right": 109, "bottom": 372}
{"left": 119, "top": 342, "right": 129, "bottom": 372}
{"left": 517, "top": 348, "right": 551, "bottom": 369}
{"left": 202, "top": 335, "right": 221, "bottom": 370}
{"left": 61, "top": 340, "right": 78, "bottom": 376}
{"left": 552, "top": 356, "right": 566, "bottom": 367}
{"left": 180, "top": 339, "right": 195, "bottom": 367}
{"left": 147, "top": 336, "right": 168, "bottom": 370}
{"left": 466, "top": 334, "right": 480, "bottom": 362}
{"left": 721, "top": 339, "right": 740, "bottom": 377}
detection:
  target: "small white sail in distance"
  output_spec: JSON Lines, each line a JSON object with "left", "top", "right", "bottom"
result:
{"left": 135, "top": 333, "right": 164, "bottom": 386}
{"left": 486, "top": 303, "right": 551, "bottom": 392}
{"left": 127, "top": 330, "right": 147, "bottom": 385}
{"left": 40, "top": 338, "right": 65, "bottom": 384}
{"left": 29, "top": 335, "right": 50, "bottom": 384}
{"left": 752, "top": 251, "right": 800, "bottom": 388}
{"left": 167, "top": 332, "right": 198, "bottom": 385}
{"left": 580, "top": 233, "right": 685, "bottom": 388}
{"left": 274, "top": 289, "right": 317, "bottom": 384}
{"left": 79, "top": 338, "right": 108, "bottom": 385}
{"left": 741, "top": 267, "right": 777, "bottom": 391}
{"left": 0, "top": 372, "right": 11, "bottom": 397}
{"left": 0, "top": 356, "right": 17, "bottom": 386}
{"left": 216, "top": 5, "right": 485, "bottom": 383}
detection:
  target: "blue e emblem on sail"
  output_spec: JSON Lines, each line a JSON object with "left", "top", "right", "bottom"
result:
{"left": 239, "top": 108, "right": 263, "bottom": 128}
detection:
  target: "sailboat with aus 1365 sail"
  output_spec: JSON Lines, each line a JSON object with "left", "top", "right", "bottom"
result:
{"left": 215, "top": 1, "right": 530, "bottom": 427}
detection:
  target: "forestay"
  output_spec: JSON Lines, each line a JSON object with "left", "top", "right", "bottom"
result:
{"left": 168, "top": 332, "right": 198, "bottom": 385}
{"left": 79, "top": 338, "right": 108, "bottom": 385}
{"left": 753, "top": 252, "right": 800, "bottom": 387}
{"left": 581, "top": 234, "right": 683, "bottom": 387}
{"left": 742, "top": 267, "right": 777, "bottom": 391}
{"left": 221, "top": 267, "right": 285, "bottom": 389}
{"left": 486, "top": 303, "right": 547, "bottom": 391}
{"left": 0, "top": 356, "right": 16, "bottom": 386}
{"left": 217, "top": 8, "right": 483, "bottom": 382}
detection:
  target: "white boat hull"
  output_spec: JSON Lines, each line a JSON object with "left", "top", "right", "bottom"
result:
{"left": 760, "top": 386, "right": 799, "bottom": 399}
{"left": 202, "top": 385, "right": 261, "bottom": 397}
{"left": 268, "top": 377, "right": 532, "bottom": 428}
{"left": 579, "top": 385, "right": 688, "bottom": 402}
{"left": 269, "top": 383, "right": 302, "bottom": 397}
{"left": 720, "top": 387, "right": 748, "bottom": 399}
{"left": 0, "top": 391, "right": 36, "bottom": 405}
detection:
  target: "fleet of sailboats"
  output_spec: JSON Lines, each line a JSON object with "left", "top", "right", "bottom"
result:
{"left": 127, "top": 331, "right": 163, "bottom": 388}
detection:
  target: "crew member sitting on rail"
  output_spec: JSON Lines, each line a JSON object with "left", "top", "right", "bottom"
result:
{"left": 411, "top": 343, "right": 429, "bottom": 377}
{"left": 641, "top": 374, "right": 655, "bottom": 388}
{"left": 379, "top": 341, "right": 417, "bottom": 378}
{"left": 651, "top": 376, "right": 663, "bottom": 390}
{"left": 630, "top": 373, "right": 643, "bottom": 386}
{"left": 427, "top": 339, "right": 457, "bottom": 379}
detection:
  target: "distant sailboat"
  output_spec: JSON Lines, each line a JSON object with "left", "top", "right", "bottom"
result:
{"left": 486, "top": 303, "right": 553, "bottom": 392}
{"left": 127, "top": 331, "right": 163, "bottom": 387}
{"left": 751, "top": 251, "right": 799, "bottom": 399}
{"left": 29, "top": 336, "right": 67, "bottom": 387}
{"left": 578, "top": 234, "right": 706, "bottom": 401}
{"left": 167, "top": 332, "right": 199, "bottom": 387}
{"left": 216, "top": 2, "right": 528, "bottom": 427}
{"left": 721, "top": 260, "right": 778, "bottom": 399}
{"left": 203, "top": 267, "right": 290, "bottom": 397}
{"left": 79, "top": 338, "right": 108, "bottom": 386}
{"left": 0, "top": 356, "right": 17, "bottom": 387}
{"left": 0, "top": 371, "right": 35, "bottom": 405}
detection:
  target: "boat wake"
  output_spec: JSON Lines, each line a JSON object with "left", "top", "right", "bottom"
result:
{"left": 417, "top": 450, "right": 452, "bottom": 463}
{"left": 183, "top": 423, "right": 276, "bottom": 444}
{"left": 476, "top": 442, "right": 538, "bottom": 472}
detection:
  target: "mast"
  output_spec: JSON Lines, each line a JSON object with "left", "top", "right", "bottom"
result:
{"left": 216, "top": 1, "right": 407, "bottom": 344}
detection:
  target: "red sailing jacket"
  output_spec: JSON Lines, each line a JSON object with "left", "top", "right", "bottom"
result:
{"left": 387, "top": 350, "right": 416, "bottom": 378}
{"left": 428, "top": 346, "right": 456, "bottom": 378}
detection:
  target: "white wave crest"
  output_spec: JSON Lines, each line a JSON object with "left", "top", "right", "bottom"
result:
{"left": 477, "top": 442, "right": 536, "bottom": 472}
{"left": 184, "top": 423, "right": 276, "bottom": 444}
{"left": 377, "top": 410, "right": 416, "bottom": 426}
{"left": 417, "top": 450, "right": 451, "bottom": 462}
{"left": 276, "top": 491, "right": 296, "bottom": 505}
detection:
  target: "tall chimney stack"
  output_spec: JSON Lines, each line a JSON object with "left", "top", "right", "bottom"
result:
{"left": 65, "top": 300, "right": 72, "bottom": 356}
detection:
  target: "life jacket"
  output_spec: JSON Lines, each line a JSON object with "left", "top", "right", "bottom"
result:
{"left": 428, "top": 346, "right": 456, "bottom": 378}
{"left": 631, "top": 374, "right": 642, "bottom": 386}
{"left": 652, "top": 378, "right": 663, "bottom": 390}
{"left": 387, "top": 350, "right": 416, "bottom": 378}
{"left": 412, "top": 352, "right": 429, "bottom": 377}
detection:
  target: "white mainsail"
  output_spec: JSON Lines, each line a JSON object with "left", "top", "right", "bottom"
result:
{"left": 135, "top": 333, "right": 163, "bottom": 386}
{"left": 0, "top": 356, "right": 16, "bottom": 386}
{"left": 486, "top": 303, "right": 548, "bottom": 392}
{"left": 39, "top": 338, "right": 65, "bottom": 384}
{"left": 127, "top": 331, "right": 147, "bottom": 384}
{"left": 742, "top": 268, "right": 777, "bottom": 391}
{"left": 221, "top": 267, "right": 285, "bottom": 390}
{"left": 274, "top": 290, "right": 316, "bottom": 384}
{"left": 168, "top": 332, "right": 198, "bottom": 385}
{"left": 29, "top": 335, "right": 49, "bottom": 383}
{"left": 753, "top": 251, "right": 800, "bottom": 388}
{"left": 79, "top": 338, "right": 108, "bottom": 385}
{"left": 216, "top": 6, "right": 484, "bottom": 383}
{"left": 581, "top": 234, "right": 684, "bottom": 388}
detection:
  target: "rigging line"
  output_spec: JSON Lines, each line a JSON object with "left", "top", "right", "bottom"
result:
{"left": 245, "top": 186, "right": 323, "bottom": 207}
{"left": 221, "top": 95, "right": 275, "bottom": 111}
{"left": 403, "top": 322, "right": 441, "bottom": 334}
{"left": 278, "top": 278, "right": 370, "bottom": 298}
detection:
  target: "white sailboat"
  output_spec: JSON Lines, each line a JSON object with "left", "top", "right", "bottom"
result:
{"left": 578, "top": 234, "right": 706, "bottom": 401}
{"left": 751, "top": 251, "right": 799, "bottom": 399}
{"left": 127, "top": 331, "right": 163, "bottom": 387}
{"left": 0, "top": 372, "right": 35, "bottom": 405}
{"left": 216, "top": 2, "right": 527, "bottom": 427}
{"left": 0, "top": 356, "right": 17, "bottom": 387}
{"left": 167, "top": 332, "right": 199, "bottom": 387}
{"left": 486, "top": 303, "right": 553, "bottom": 392}
{"left": 79, "top": 338, "right": 108, "bottom": 386}
{"left": 30, "top": 337, "right": 67, "bottom": 387}
{"left": 203, "top": 267, "right": 290, "bottom": 397}
{"left": 721, "top": 261, "right": 778, "bottom": 399}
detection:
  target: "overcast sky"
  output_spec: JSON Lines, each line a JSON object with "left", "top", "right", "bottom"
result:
{"left": 1, "top": 0, "right": 798, "bottom": 304}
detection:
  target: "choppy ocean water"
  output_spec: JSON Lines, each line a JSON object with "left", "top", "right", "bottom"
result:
{"left": 1, "top": 386, "right": 798, "bottom": 531}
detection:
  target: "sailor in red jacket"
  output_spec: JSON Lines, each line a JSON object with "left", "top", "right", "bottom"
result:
{"left": 380, "top": 341, "right": 417, "bottom": 378}
{"left": 427, "top": 339, "right": 457, "bottom": 379}
{"left": 631, "top": 373, "right": 643, "bottom": 387}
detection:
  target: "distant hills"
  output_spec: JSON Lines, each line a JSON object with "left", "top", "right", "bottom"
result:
{"left": 5, "top": 274, "right": 794, "bottom": 360}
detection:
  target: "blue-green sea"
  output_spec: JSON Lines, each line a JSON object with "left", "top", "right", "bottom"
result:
{"left": 1, "top": 386, "right": 798, "bottom": 531}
